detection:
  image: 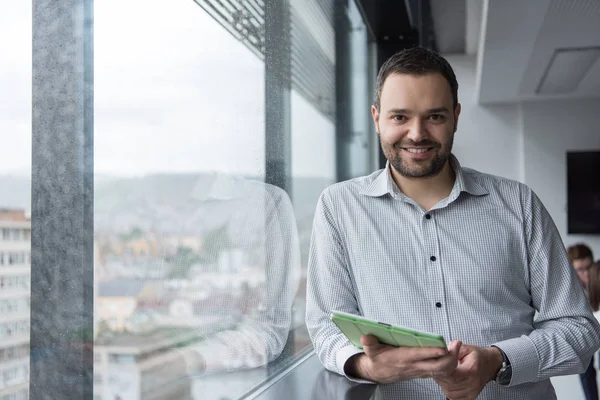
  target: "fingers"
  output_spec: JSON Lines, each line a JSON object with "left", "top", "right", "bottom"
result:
{"left": 361, "top": 335, "right": 390, "bottom": 358}
{"left": 400, "top": 345, "right": 448, "bottom": 362}
{"left": 448, "top": 340, "right": 462, "bottom": 356}
{"left": 359, "top": 335, "right": 463, "bottom": 382}
{"left": 457, "top": 343, "right": 473, "bottom": 361}
{"left": 432, "top": 340, "right": 461, "bottom": 369}
{"left": 360, "top": 334, "right": 380, "bottom": 347}
{"left": 415, "top": 341, "right": 462, "bottom": 377}
{"left": 435, "top": 344, "right": 487, "bottom": 400}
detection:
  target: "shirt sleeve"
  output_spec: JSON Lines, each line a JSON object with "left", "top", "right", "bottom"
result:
{"left": 177, "top": 185, "right": 302, "bottom": 374}
{"left": 305, "top": 189, "right": 375, "bottom": 383}
{"left": 492, "top": 186, "right": 600, "bottom": 386}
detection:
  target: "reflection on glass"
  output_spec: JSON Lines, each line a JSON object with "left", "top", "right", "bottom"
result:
{"left": 94, "top": 174, "right": 300, "bottom": 400}
{"left": 94, "top": 1, "right": 306, "bottom": 399}
{"left": 291, "top": 88, "right": 336, "bottom": 271}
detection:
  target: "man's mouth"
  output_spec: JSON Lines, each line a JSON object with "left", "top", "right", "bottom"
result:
{"left": 402, "top": 147, "right": 434, "bottom": 154}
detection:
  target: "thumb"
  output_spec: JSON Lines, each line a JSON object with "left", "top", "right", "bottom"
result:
{"left": 449, "top": 340, "right": 462, "bottom": 353}
{"left": 361, "top": 335, "right": 385, "bottom": 358}
{"left": 457, "top": 343, "right": 471, "bottom": 361}
{"left": 361, "top": 334, "right": 380, "bottom": 347}
{"left": 448, "top": 340, "right": 462, "bottom": 366}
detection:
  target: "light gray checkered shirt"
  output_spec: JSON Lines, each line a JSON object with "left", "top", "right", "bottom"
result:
{"left": 306, "top": 155, "right": 600, "bottom": 399}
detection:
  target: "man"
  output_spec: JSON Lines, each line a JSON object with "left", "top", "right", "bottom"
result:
{"left": 567, "top": 243, "right": 597, "bottom": 400}
{"left": 305, "top": 47, "right": 600, "bottom": 400}
{"left": 569, "top": 243, "right": 594, "bottom": 289}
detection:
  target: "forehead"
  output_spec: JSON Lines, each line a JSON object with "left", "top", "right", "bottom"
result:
{"left": 574, "top": 258, "right": 593, "bottom": 267}
{"left": 379, "top": 72, "right": 453, "bottom": 109}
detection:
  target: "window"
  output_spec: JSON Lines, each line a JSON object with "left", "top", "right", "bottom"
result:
{"left": 9, "top": 230, "right": 20, "bottom": 241}
{"left": 1, "top": 3, "right": 31, "bottom": 396}
{"left": 107, "top": 354, "right": 135, "bottom": 365}
{"left": 0, "top": 300, "right": 28, "bottom": 315}
{"left": 29, "top": 0, "right": 376, "bottom": 398}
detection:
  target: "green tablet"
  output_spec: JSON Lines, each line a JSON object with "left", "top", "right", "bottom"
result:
{"left": 330, "top": 311, "right": 446, "bottom": 349}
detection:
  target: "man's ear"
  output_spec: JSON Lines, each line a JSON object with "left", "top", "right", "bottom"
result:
{"left": 371, "top": 105, "right": 380, "bottom": 134}
{"left": 453, "top": 103, "right": 461, "bottom": 132}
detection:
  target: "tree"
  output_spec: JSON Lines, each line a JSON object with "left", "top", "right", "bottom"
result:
{"left": 167, "top": 246, "right": 202, "bottom": 279}
{"left": 201, "top": 224, "right": 231, "bottom": 264}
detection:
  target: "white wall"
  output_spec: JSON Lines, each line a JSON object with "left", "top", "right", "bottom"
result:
{"left": 446, "top": 55, "right": 600, "bottom": 257}
{"left": 522, "top": 99, "right": 600, "bottom": 258}
{"left": 446, "top": 55, "right": 521, "bottom": 181}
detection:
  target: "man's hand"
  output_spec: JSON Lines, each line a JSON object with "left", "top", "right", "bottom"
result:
{"left": 434, "top": 344, "right": 503, "bottom": 400}
{"left": 345, "top": 335, "right": 462, "bottom": 384}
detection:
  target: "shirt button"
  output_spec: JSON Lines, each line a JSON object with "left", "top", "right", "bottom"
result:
{"left": 430, "top": 256, "right": 436, "bottom": 262}
{"left": 435, "top": 302, "right": 442, "bottom": 308}
{"left": 425, "top": 214, "right": 431, "bottom": 219}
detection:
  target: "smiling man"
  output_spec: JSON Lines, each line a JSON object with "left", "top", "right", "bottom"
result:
{"left": 305, "top": 47, "right": 600, "bottom": 400}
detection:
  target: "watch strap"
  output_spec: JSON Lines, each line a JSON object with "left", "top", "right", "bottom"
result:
{"left": 491, "top": 345, "right": 512, "bottom": 385}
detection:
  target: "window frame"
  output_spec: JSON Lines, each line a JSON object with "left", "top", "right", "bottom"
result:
{"left": 31, "top": 0, "right": 94, "bottom": 398}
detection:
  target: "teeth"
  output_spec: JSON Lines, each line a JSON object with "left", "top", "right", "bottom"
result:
{"left": 405, "top": 148, "right": 429, "bottom": 154}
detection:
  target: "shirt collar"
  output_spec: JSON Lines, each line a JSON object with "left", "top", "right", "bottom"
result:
{"left": 191, "top": 173, "right": 242, "bottom": 201}
{"left": 360, "top": 154, "right": 489, "bottom": 199}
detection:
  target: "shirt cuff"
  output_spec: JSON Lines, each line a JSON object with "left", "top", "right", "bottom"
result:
{"left": 336, "top": 344, "right": 376, "bottom": 384}
{"left": 492, "top": 335, "right": 540, "bottom": 387}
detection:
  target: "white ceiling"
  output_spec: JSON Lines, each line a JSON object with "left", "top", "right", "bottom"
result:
{"left": 477, "top": 0, "right": 600, "bottom": 104}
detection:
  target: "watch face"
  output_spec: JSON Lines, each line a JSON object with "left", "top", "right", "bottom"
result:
{"left": 497, "top": 365, "right": 512, "bottom": 385}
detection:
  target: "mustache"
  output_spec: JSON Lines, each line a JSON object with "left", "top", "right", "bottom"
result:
{"left": 395, "top": 140, "right": 440, "bottom": 148}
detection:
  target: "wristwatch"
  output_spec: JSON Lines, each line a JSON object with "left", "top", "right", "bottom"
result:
{"left": 492, "top": 346, "right": 512, "bottom": 386}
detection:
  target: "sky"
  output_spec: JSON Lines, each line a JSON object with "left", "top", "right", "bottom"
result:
{"left": 0, "top": 1, "right": 31, "bottom": 175}
{"left": 0, "top": 0, "right": 336, "bottom": 179}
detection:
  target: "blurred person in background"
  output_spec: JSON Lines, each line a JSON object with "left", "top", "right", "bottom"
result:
{"left": 589, "top": 260, "right": 600, "bottom": 400}
{"left": 568, "top": 243, "right": 597, "bottom": 400}
{"left": 587, "top": 260, "right": 600, "bottom": 322}
{"left": 569, "top": 244, "right": 594, "bottom": 290}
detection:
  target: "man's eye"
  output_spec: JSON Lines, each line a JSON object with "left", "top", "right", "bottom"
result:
{"left": 392, "top": 115, "right": 406, "bottom": 121}
{"left": 429, "top": 114, "right": 445, "bottom": 122}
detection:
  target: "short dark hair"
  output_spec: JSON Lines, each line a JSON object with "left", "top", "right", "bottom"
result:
{"left": 588, "top": 261, "right": 600, "bottom": 311}
{"left": 374, "top": 47, "right": 459, "bottom": 112}
{"left": 567, "top": 243, "right": 594, "bottom": 263}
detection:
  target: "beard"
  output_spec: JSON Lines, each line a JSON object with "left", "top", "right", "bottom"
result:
{"left": 381, "top": 135, "right": 454, "bottom": 179}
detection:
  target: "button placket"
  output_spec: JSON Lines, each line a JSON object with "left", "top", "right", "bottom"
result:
{"left": 422, "top": 211, "right": 451, "bottom": 339}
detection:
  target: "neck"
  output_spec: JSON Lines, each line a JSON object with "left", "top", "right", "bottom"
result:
{"left": 390, "top": 161, "right": 456, "bottom": 209}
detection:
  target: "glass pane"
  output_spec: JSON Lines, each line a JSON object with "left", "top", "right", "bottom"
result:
{"left": 94, "top": 1, "right": 304, "bottom": 399}
{"left": 290, "top": 88, "right": 336, "bottom": 357}
{"left": 347, "top": 0, "right": 371, "bottom": 178}
{"left": 0, "top": 2, "right": 32, "bottom": 400}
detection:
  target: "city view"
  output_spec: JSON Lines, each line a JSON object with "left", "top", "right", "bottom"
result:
{"left": 0, "top": 170, "right": 327, "bottom": 399}
{"left": 0, "top": 209, "right": 30, "bottom": 400}
{"left": 1, "top": 0, "right": 337, "bottom": 398}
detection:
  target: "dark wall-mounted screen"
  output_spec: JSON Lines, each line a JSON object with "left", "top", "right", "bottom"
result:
{"left": 567, "top": 151, "right": 600, "bottom": 234}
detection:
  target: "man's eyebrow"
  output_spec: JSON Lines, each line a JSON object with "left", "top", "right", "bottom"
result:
{"left": 387, "top": 108, "right": 410, "bottom": 115}
{"left": 427, "top": 107, "right": 451, "bottom": 114}
{"left": 386, "top": 107, "right": 450, "bottom": 115}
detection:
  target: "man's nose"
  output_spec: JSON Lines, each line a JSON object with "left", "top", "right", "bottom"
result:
{"left": 405, "top": 118, "right": 427, "bottom": 142}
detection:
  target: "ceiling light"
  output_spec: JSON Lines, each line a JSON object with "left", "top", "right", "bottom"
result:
{"left": 536, "top": 47, "right": 600, "bottom": 94}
